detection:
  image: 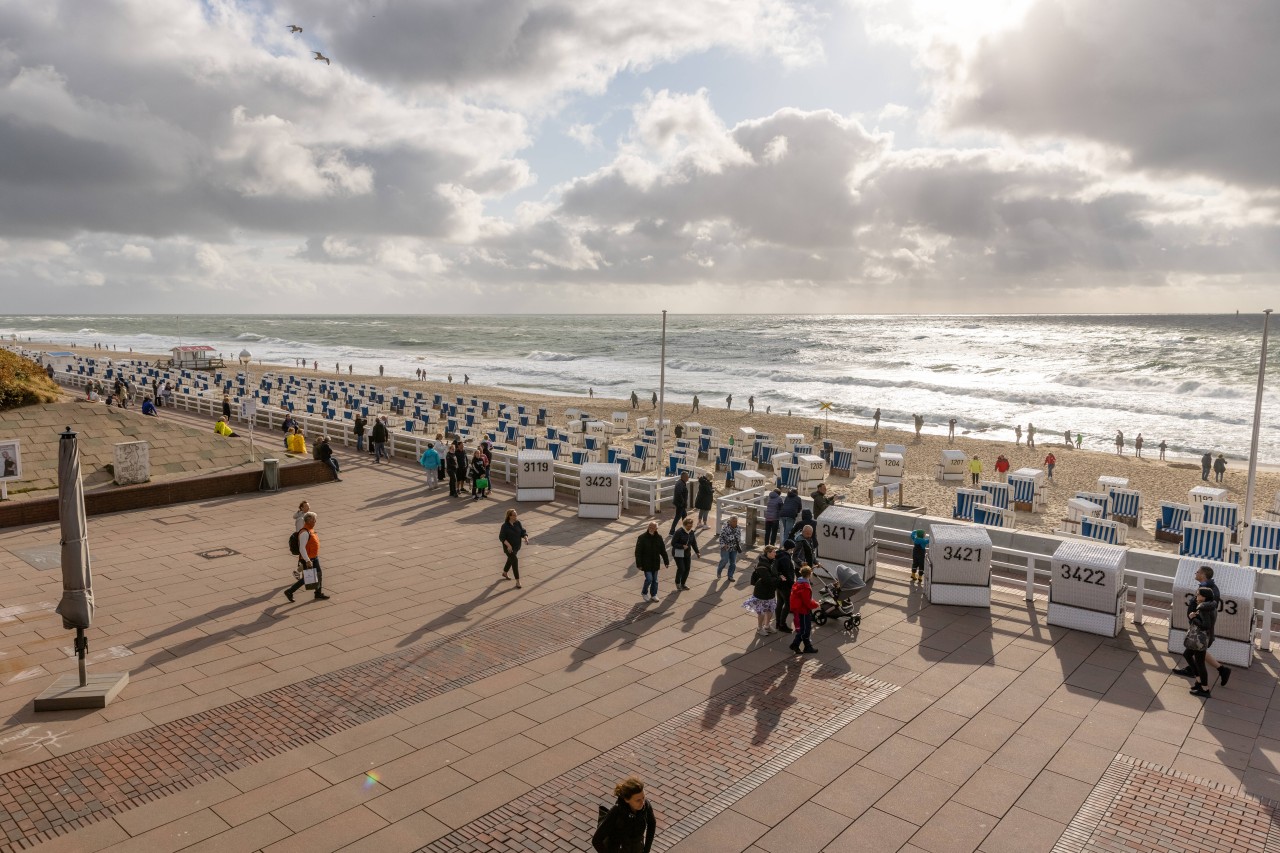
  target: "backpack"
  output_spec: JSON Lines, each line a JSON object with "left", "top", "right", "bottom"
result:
{"left": 288, "top": 530, "right": 301, "bottom": 556}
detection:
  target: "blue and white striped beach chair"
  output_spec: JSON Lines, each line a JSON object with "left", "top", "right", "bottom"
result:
{"left": 1246, "top": 519, "right": 1280, "bottom": 552}
{"left": 953, "top": 489, "right": 984, "bottom": 521}
{"left": 979, "top": 482, "right": 1010, "bottom": 510}
{"left": 973, "top": 503, "right": 1012, "bottom": 529}
{"left": 1107, "top": 489, "right": 1143, "bottom": 527}
{"left": 1179, "top": 522, "right": 1229, "bottom": 561}
{"left": 1009, "top": 475, "right": 1037, "bottom": 508}
{"left": 832, "top": 448, "right": 854, "bottom": 475}
{"left": 1155, "top": 502, "right": 1191, "bottom": 542}
{"left": 777, "top": 464, "right": 800, "bottom": 489}
{"left": 1238, "top": 549, "right": 1280, "bottom": 570}
{"left": 1075, "top": 491, "right": 1111, "bottom": 519}
{"left": 1080, "top": 517, "right": 1125, "bottom": 545}
{"left": 1200, "top": 502, "right": 1239, "bottom": 535}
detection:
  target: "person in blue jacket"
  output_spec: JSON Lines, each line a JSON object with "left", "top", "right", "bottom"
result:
{"left": 910, "top": 529, "right": 930, "bottom": 584}
{"left": 418, "top": 441, "right": 441, "bottom": 490}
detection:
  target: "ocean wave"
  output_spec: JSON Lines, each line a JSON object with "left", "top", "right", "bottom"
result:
{"left": 526, "top": 351, "right": 583, "bottom": 362}
{"left": 388, "top": 339, "right": 428, "bottom": 347}
{"left": 235, "top": 333, "right": 265, "bottom": 341}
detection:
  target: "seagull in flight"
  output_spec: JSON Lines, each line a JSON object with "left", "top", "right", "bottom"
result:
{"left": 287, "top": 25, "right": 302, "bottom": 33}
{"left": 313, "top": 51, "right": 330, "bottom": 65}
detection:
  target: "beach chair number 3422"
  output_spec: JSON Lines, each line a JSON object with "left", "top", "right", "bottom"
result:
{"left": 1060, "top": 563, "right": 1106, "bottom": 585}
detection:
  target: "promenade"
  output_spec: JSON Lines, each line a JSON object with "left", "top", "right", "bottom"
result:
{"left": 0, "top": 449, "right": 1278, "bottom": 853}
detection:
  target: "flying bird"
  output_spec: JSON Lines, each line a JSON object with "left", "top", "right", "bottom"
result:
{"left": 313, "top": 51, "right": 330, "bottom": 65}
{"left": 287, "top": 25, "right": 302, "bottom": 33}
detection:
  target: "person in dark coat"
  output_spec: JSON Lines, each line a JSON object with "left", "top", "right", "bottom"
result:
{"left": 592, "top": 777, "right": 655, "bottom": 853}
{"left": 353, "top": 414, "right": 367, "bottom": 452}
{"left": 693, "top": 473, "right": 715, "bottom": 530}
{"left": 470, "top": 450, "right": 490, "bottom": 501}
{"left": 1200, "top": 452, "right": 1212, "bottom": 481}
{"left": 779, "top": 489, "right": 802, "bottom": 543}
{"left": 634, "top": 522, "right": 669, "bottom": 603}
{"left": 669, "top": 472, "right": 690, "bottom": 535}
{"left": 774, "top": 540, "right": 796, "bottom": 632}
{"left": 370, "top": 416, "right": 389, "bottom": 463}
{"left": 445, "top": 444, "right": 461, "bottom": 496}
{"left": 1176, "top": 586, "right": 1218, "bottom": 698}
{"left": 745, "top": 546, "right": 780, "bottom": 635}
{"left": 671, "top": 517, "right": 700, "bottom": 590}
{"left": 499, "top": 509, "right": 529, "bottom": 589}
{"left": 452, "top": 441, "right": 469, "bottom": 495}
{"left": 315, "top": 437, "right": 340, "bottom": 480}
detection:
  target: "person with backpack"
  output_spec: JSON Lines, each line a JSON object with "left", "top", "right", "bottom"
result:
{"left": 353, "top": 414, "right": 367, "bottom": 452}
{"left": 592, "top": 776, "right": 655, "bottom": 853}
{"left": 499, "top": 509, "right": 529, "bottom": 589}
{"left": 285, "top": 511, "right": 330, "bottom": 602}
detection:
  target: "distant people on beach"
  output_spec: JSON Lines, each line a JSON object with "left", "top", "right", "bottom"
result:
{"left": 873, "top": 408, "right": 880, "bottom": 432}
{"left": 651, "top": 391, "right": 657, "bottom": 409}
{"left": 1063, "top": 429, "right": 1071, "bottom": 447}
{"left": 1075, "top": 432, "right": 1083, "bottom": 449}
{"left": 969, "top": 455, "right": 982, "bottom": 485}
{"left": 1201, "top": 452, "right": 1212, "bottom": 481}
{"left": 464, "top": 374, "right": 470, "bottom": 384}
{"left": 448, "top": 374, "right": 453, "bottom": 383}
{"left": 1159, "top": 440, "right": 1167, "bottom": 460}
{"left": 691, "top": 395, "right": 700, "bottom": 413}
{"left": 588, "top": 387, "right": 594, "bottom": 398}
{"left": 1135, "top": 434, "right": 1144, "bottom": 458}
{"left": 379, "top": 364, "right": 384, "bottom": 377}
{"left": 1027, "top": 423, "right": 1036, "bottom": 449}
{"left": 995, "top": 454, "right": 1009, "bottom": 480}
{"left": 726, "top": 394, "right": 733, "bottom": 410}
{"left": 1214, "top": 454, "right": 1227, "bottom": 482}
{"left": 1014, "top": 424, "right": 1022, "bottom": 445}
{"left": 948, "top": 418, "right": 956, "bottom": 441}
{"left": 1045, "top": 452, "right": 1056, "bottom": 480}
{"left": 1115, "top": 431, "right": 1124, "bottom": 455}
{"left": 913, "top": 414, "right": 923, "bottom": 440}
{"left": 748, "top": 395, "right": 755, "bottom": 413}
{"left": 630, "top": 391, "right": 639, "bottom": 410}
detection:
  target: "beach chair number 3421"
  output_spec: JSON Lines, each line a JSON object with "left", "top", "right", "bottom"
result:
{"left": 1060, "top": 563, "right": 1105, "bottom": 585}
{"left": 941, "top": 547, "right": 982, "bottom": 562}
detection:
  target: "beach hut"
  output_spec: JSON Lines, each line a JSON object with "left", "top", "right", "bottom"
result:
{"left": 1155, "top": 502, "right": 1192, "bottom": 543}
{"left": 578, "top": 463, "right": 621, "bottom": 519}
{"left": 926, "top": 525, "right": 992, "bottom": 608}
{"left": 814, "top": 505, "right": 877, "bottom": 582}
{"left": 1179, "top": 522, "right": 1230, "bottom": 561}
{"left": 1169, "top": 558, "right": 1257, "bottom": 667}
{"left": 1244, "top": 519, "right": 1280, "bottom": 553}
{"left": 1080, "top": 516, "right": 1127, "bottom": 546}
{"left": 776, "top": 463, "right": 800, "bottom": 489}
{"left": 979, "top": 481, "right": 1010, "bottom": 510}
{"left": 168, "top": 345, "right": 222, "bottom": 369}
{"left": 937, "top": 450, "right": 967, "bottom": 482}
{"left": 1047, "top": 540, "right": 1128, "bottom": 637}
{"left": 855, "top": 441, "right": 877, "bottom": 471}
{"left": 952, "top": 489, "right": 985, "bottom": 522}
{"left": 1107, "top": 488, "right": 1143, "bottom": 527}
{"left": 876, "top": 452, "right": 904, "bottom": 485}
{"left": 1200, "top": 501, "right": 1239, "bottom": 533}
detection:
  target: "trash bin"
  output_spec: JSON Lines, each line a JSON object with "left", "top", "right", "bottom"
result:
{"left": 745, "top": 506, "right": 759, "bottom": 549}
{"left": 261, "top": 458, "right": 280, "bottom": 492}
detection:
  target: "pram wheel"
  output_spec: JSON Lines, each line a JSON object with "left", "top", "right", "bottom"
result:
{"left": 844, "top": 617, "right": 858, "bottom": 632}
{"left": 814, "top": 612, "right": 828, "bottom": 627}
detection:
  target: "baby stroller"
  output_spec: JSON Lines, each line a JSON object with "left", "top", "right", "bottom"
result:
{"left": 813, "top": 563, "right": 865, "bottom": 633}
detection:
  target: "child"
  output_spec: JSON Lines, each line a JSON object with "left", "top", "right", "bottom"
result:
{"left": 910, "top": 529, "right": 929, "bottom": 584}
{"left": 788, "top": 566, "right": 819, "bottom": 654}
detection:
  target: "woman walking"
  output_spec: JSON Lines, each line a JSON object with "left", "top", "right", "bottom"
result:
{"left": 694, "top": 473, "right": 714, "bottom": 530}
{"left": 499, "top": 509, "right": 529, "bottom": 589}
{"left": 1176, "top": 586, "right": 1217, "bottom": 698}
{"left": 671, "top": 517, "right": 700, "bottom": 590}
{"left": 592, "top": 776, "right": 656, "bottom": 853}
{"left": 745, "top": 546, "right": 780, "bottom": 635}
{"left": 470, "top": 449, "right": 490, "bottom": 500}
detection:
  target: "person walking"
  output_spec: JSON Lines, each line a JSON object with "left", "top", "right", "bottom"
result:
{"left": 1014, "top": 424, "right": 1022, "bottom": 445}
{"left": 1044, "top": 451, "right": 1056, "bottom": 481}
{"left": 671, "top": 518, "right": 700, "bottom": 590}
{"left": 630, "top": 391, "right": 639, "bottom": 410}
{"left": 788, "top": 566, "right": 819, "bottom": 654}
{"left": 748, "top": 395, "right": 755, "bottom": 414}
{"left": 452, "top": 441, "right": 469, "bottom": 495}
{"left": 1064, "top": 428, "right": 1072, "bottom": 447}
{"left": 1175, "top": 586, "right": 1217, "bottom": 698}
{"left": 1027, "top": 423, "right": 1036, "bottom": 449}
{"left": 1135, "top": 433, "right": 1144, "bottom": 458}
{"left": 499, "top": 509, "right": 529, "bottom": 589}
{"left": 592, "top": 777, "right": 656, "bottom": 853}
{"left": 716, "top": 516, "right": 742, "bottom": 581}
{"left": 1115, "top": 430, "right": 1124, "bottom": 456}
{"left": 222, "top": 394, "right": 232, "bottom": 420}
{"left": 691, "top": 394, "right": 700, "bottom": 414}
{"left": 872, "top": 408, "right": 881, "bottom": 432}
{"left": 995, "top": 454, "right": 1010, "bottom": 481}
{"left": 285, "top": 511, "right": 330, "bottom": 601}
{"left": 913, "top": 414, "right": 924, "bottom": 440}
{"left": 1075, "top": 432, "right": 1083, "bottom": 449}
{"left": 794, "top": 524, "right": 818, "bottom": 568}
{"left": 651, "top": 391, "right": 657, "bottom": 409}
{"left": 446, "top": 443, "right": 461, "bottom": 496}
{"left": 1158, "top": 440, "right": 1168, "bottom": 461}
{"left": 779, "top": 488, "right": 801, "bottom": 544}
{"left": 635, "top": 522, "right": 669, "bottom": 602}
{"left": 969, "top": 455, "right": 982, "bottom": 486}
{"left": 353, "top": 414, "right": 367, "bottom": 452}
{"left": 669, "top": 472, "right": 690, "bottom": 535}
{"left": 1201, "top": 452, "right": 1212, "bottom": 481}
{"left": 774, "top": 540, "right": 796, "bottom": 631}
{"left": 763, "top": 487, "right": 782, "bottom": 546}
{"left": 419, "top": 441, "right": 441, "bottom": 489}
{"left": 948, "top": 418, "right": 956, "bottom": 441}
{"left": 745, "top": 546, "right": 780, "bottom": 636}
{"left": 694, "top": 473, "right": 714, "bottom": 530}
{"left": 371, "top": 416, "right": 389, "bottom": 463}
{"left": 726, "top": 394, "right": 733, "bottom": 410}
{"left": 1213, "top": 454, "right": 1227, "bottom": 483}
{"left": 1191, "top": 565, "right": 1232, "bottom": 687}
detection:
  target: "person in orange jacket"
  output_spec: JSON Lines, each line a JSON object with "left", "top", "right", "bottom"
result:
{"left": 788, "top": 566, "right": 819, "bottom": 654}
{"left": 1044, "top": 452, "right": 1057, "bottom": 480}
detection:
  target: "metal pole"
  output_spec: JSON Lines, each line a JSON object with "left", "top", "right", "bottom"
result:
{"left": 76, "top": 627, "right": 87, "bottom": 686}
{"left": 656, "top": 310, "right": 667, "bottom": 482}
{"left": 1243, "top": 308, "right": 1273, "bottom": 528}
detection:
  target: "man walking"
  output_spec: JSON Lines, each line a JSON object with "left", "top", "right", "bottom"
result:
{"left": 669, "top": 472, "right": 690, "bottom": 536}
{"left": 1200, "top": 452, "right": 1212, "bottom": 481}
{"left": 948, "top": 418, "right": 956, "bottom": 441}
{"left": 748, "top": 395, "right": 755, "bottom": 414}
{"left": 354, "top": 414, "right": 367, "bottom": 452}
{"left": 717, "top": 516, "right": 742, "bottom": 581}
{"left": 419, "top": 441, "right": 441, "bottom": 489}
{"left": 635, "top": 522, "right": 669, "bottom": 603}
{"left": 631, "top": 391, "right": 639, "bottom": 410}
{"left": 691, "top": 394, "right": 700, "bottom": 413}
{"left": 371, "top": 416, "right": 389, "bottom": 463}
{"left": 794, "top": 524, "right": 818, "bottom": 568}
{"left": 285, "top": 512, "right": 330, "bottom": 602}
{"left": 651, "top": 391, "right": 658, "bottom": 409}
{"left": 775, "top": 539, "right": 796, "bottom": 632}
{"left": 726, "top": 394, "right": 733, "bottom": 410}
{"left": 811, "top": 483, "right": 836, "bottom": 518}
{"left": 1027, "top": 422, "right": 1036, "bottom": 450}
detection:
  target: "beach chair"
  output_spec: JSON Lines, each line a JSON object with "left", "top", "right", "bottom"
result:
{"left": 953, "top": 489, "right": 985, "bottom": 522}
{"left": 1246, "top": 519, "right": 1280, "bottom": 553}
{"left": 831, "top": 448, "right": 854, "bottom": 476}
{"left": 973, "top": 503, "right": 1013, "bottom": 529}
{"left": 1107, "top": 488, "right": 1143, "bottom": 527}
{"left": 1009, "top": 474, "right": 1040, "bottom": 512}
{"left": 1200, "top": 502, "right": 1239, "bottom": 538}
{"left": 1081, "top": 516, "right": 1127, "bottom": 546}
{"left": 979, "top": 481, "right": 1010, "bottom": 510}
{"left": 1155, "top": 502, "right": 1191, "bottom": 543}
{"left": 1074, "top": 491, "right": 1111, "bottom": 519}
{"left": 777, "top": 463, "right": 799, "bottom": 489}
{"left": 1179, "top": 522, "right": 1230, "bottom": 561}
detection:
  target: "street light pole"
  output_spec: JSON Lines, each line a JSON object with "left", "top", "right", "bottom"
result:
{"left": 239, "top": 349, "right": 255, "bottom": 464}
{"left": 1243, "top": 309, "right": 1273, "bottom": 529}
{"left": 656, "top": 310, "right": 667, "bottom": 477}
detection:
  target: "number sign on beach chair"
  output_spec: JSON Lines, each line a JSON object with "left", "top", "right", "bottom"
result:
{"left": 1081, "top": 516, "right": 1127, "bottom": 546}
{"left": 1179, "top": 522, "right": 1229, "bottom": 561}
{"left": 1107, "top": 488, "right": 1143, "bottom": 527}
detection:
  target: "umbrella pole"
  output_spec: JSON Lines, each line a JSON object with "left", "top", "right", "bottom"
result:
{"left": 75, "top": 627, "right": 87, "bottom": 687}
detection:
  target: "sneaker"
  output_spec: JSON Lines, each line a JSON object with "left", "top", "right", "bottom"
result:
{"left": 1190, "top": 685, "right": 1211, "bottom": 698}
{"left": 757, "top": 628, "right": 767, "bottom": 636}
{"left": 765, "top": 626, "right": 774, "bottom": 634}
{"left": 284, "top": 590, "right": 294, "bottom": 603}
{"left": 1218, "top": 666, "right": 1232, "bottom": 687}
{"left": 802, "top": 646, "right": 818, "bottom": 654}
{"left": 1171, "top": 666, "right": 1195, "bottom": 676}
{"left": 788, "top": 644, "right": 801, "bottom": 654}
{"left": 313, "top": 593, "right": 330, "bottom": 601}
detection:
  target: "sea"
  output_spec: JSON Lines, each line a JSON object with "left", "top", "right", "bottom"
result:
{"left": 2, "top": 314, "right": 1277, "bottom": 464}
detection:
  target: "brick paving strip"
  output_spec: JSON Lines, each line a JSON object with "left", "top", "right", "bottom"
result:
{"left": 0, "top": 595, "right": 640, "bottom": 851}
{"left": 1053, "top": 753, "right": 1280, "bottom": 853}
{"left": 420, "top": 660, "right": 897, "bottom": 853}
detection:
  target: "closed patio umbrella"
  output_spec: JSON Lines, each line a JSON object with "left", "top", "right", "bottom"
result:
{"left": 54, "top": 427, "right": 93, "bottom": 684}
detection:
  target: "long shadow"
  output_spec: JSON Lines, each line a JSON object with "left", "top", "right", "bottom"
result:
{"left": 131, "top": 590, "right": 280, "bottom": 651}
{"left": 565, "top": 602, "right": 663, "bottom": 672}
{"left": 751, "top": 657, "right": 804, "bottom": 745}
{"left": 395, "top": 576, "right": 510, "bottom": 648}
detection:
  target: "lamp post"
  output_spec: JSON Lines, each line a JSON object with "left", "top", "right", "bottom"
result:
{"left": 655, "top": 311, "right": 667, "bottom": 479}
{"left": 1243, "top": 309, "right": 1273, "bottom": 529}
{"left": 239, "top": 349, "right": 255, "bottom": 464}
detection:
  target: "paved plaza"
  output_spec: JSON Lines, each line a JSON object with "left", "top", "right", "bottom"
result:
{"left": 0, "top": 452, "right": 1278, "bottom": 852}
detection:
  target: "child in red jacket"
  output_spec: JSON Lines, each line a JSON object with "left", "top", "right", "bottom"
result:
{"left": 788, "top": 566, "right": 819, "bottom": 654}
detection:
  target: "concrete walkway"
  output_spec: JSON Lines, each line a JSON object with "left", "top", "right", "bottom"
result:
{"left": 0, "top": 450, "right": 1277, "bottom": 853}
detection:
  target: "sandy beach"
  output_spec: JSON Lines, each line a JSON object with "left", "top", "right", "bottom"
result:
{"left": 24, "top": 340, "right": 1280, "bottom": 554}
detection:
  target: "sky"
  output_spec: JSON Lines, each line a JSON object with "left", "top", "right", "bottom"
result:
{"left": 0, "top": 0, "right": 1277, "bottom": 314}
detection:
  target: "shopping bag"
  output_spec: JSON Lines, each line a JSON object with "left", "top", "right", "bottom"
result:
{"left": 303, "top": 568, "right": 319, "bottom": 590}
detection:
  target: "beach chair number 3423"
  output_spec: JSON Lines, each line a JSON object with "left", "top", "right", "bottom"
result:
{"left": 1060, "top": 563, "right": 1105, "bottom": 585}
{"left": 584, "top": 475, "right": 613, "bottom": 487}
